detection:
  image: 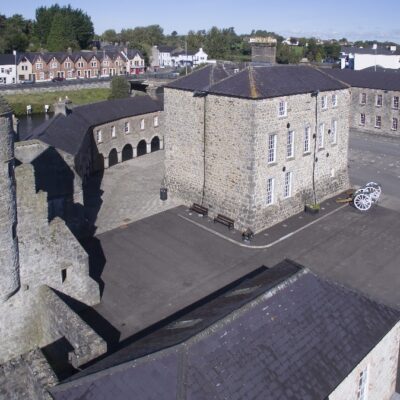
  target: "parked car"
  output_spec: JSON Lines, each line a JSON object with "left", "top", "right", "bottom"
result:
{"left": 20, "top": 79, "right": 35, "bottom": 84}
{"left": 52, "top": 77, "right": 64, "bottom": 82}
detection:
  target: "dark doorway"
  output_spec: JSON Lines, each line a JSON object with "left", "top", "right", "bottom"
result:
{"left": 108, "top": 149, "right": 118, "bottom": 167}
{"left": 137, "top": 140, "right": 147, "bottom": 157}
{"left": 151, "top": 136, "right": 160, "bottom": 152}
{"left": 122, "top": 144, "right": 133, "bottom": 161}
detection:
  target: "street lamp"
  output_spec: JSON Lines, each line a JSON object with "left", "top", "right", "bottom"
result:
{"left": 13, "top": 50, "right": 17, "bottom": 84}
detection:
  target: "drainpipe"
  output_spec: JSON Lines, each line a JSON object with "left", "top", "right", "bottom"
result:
{"left": 193, "top": 90, "right": 208, "bottom": 205}
{"left": 311, "top": 90, "right": 319, "bottom": 206}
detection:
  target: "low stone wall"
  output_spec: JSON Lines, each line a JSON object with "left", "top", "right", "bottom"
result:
{"left": 0, "top": 81, "right": 110, "bottom": 95}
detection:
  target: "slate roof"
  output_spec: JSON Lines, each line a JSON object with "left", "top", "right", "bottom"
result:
{"left": 0, "top": 54, "right": 16, "bottom": 65}
{"left": 50, "top": 259, "right": 400, "bottom": 400}
{"left": 26, "top": 96, "right": 162, "bottom": 156}
{"left": 164, "top": 63, "right": 240, "bottom": 92}
{"left": 342, "top": 46, "right": 400, "bottom": 56}
{"left": 166, "top": 64, "right": 348, "bottom": 98}
{"left": 157, "top": 45, "right": 175, "bottom": 53}
{"left": 323, "top": 68, "right": 400, "bottom": 91}
{"left": 207, "top": 65, "right": 348, "bottom": 99}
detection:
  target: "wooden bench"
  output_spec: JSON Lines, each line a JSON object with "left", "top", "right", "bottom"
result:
{"left": 190, "top": 203, "right": 208, "bottom": 216}
{"left": 214, "top": 214, "right": 234, "bottom": 230}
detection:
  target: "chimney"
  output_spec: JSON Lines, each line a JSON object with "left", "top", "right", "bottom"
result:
{"left": 92, "top": 46, "right": 98, "bottom": 54}
{"left": 54, "top": 97, "right": 73, "bottom": 116}
{"left": 67, "top": 47, "right": 72, "bottom": 55}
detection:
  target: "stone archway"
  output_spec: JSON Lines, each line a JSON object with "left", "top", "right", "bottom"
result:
{"left": 137, "top": 140, "right": 147, "bottom": 157}
{"left": 108, "top": 148, "right": 118, "bottom": 167}
{"left": 122, "top": 144, "right": 133, "bottom": 161}
{"left": 151, "top": 136, "right": 160, "bottom": 152}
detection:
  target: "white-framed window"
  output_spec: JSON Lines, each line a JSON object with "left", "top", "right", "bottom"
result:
{"left": 283, "top": 171, "right": 292, "bottom": 198}
{"left": 91, "top": 61, "right": 97, "bottom": 67}
{"left": 332, "top": 94, "right": 337, "bottom": 107}
{"left": 111, "top": 125, "right": 116, "bottom": 138}
{"left": 318, "top": 123, "right": 325, "bottom": 149}
{"left": 392, "top": 117, "right": 398, "bottom": 131}
{"left": 96, "top": 130, "right": 102, "bottom": 143}
{"left": 154, "top": 116, "right": 159, "bottom": 127}
{"left": 360, "top": 113, "right": 366, "bottom": 126}
{"left": 321, "top": 95, "right": 328, "bottom": 110}
{"left": 330, "top": 120, "right": 337, "bottom": 144}
{"left": 393, "top": 96, "right": 399, "bottom": 110}
{"left": 287, "top": 131, "right": 294, "bottom": 158}
{"left": 51, "top": 62, "right": 57, "bottom": 68}
{"left": 376, "top": 94, "right": 383, "bottom": 107}
{"left": 65, "top": 61, "right": 71, "bottom": 68}
{"left": 103, "top": 60, "right": 109, "bottom": 66}
{"left": 77, "top": 61, "right": 84, "bottom": 68}
{"left": 304, "top": 126, "right": 311, "bottom": 153}
{"left": 140, "top": 119, "right": 145, "bottom": 130}
{"left": 124, "top": 121, "right": 130, "bottom": 133}
{"left": 360, "top": 93, "right": 367, "bottom": 105}
{"left": 278, "top": 100, "right": 287, "bottom": 117}
{"left": 375, "top": 116, "right": 381, "bottom": 128}
{"left": 36, "top": 63, "right": 43, "bottom": 70}
{"left": 266, "top": 177, "right": 275, "bottom": 205}
{"left": 356, "top": 366, "right": 369, "bottom": 400}
{"left": 67, "top": 70, "right": 73, "bottom": 78}
{"left": 268, "top": 134, "right": 277, "bottom": 164}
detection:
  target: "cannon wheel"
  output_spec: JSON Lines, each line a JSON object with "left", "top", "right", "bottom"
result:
{"left": 365, "top": 182, "right": 381, "bottom": 202}
{"left": 353, "top": 192, "right": 372, "bottom": 211}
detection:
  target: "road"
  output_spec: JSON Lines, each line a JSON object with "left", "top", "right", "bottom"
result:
{"left": 349, "top": 130, "right": 400, "bottom": 208}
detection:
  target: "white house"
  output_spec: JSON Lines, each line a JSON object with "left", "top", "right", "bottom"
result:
{"left": 193, "top": 48, "right": 208, "bottom": 66}
{"left": 0, "top": 54, "right": 17, "bottom": 84}
{"left": 341, "top": 45, "right": 400, "bottom": 70}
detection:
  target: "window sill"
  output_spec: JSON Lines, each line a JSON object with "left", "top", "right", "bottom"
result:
{"left": 374, "top": 126, "right": 381, "bottom": 129}
{"left": 278, "top": 115, "right": 288, "bottom": 119}
{"left": 267, "top": 162, "right": 278, "bottom": 167}
{"left": 303, "top": 152, "right": 311, "bottom": 156}
{"left": 286, "top": 156, "right": 295, "bottom": 161}
{"left": 375, "top": 105, "right": 382, "bottom": 108}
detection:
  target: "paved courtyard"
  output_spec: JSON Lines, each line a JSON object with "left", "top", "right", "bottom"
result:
{"left": 79, "top": 131, "right": 400, "bottom": 350}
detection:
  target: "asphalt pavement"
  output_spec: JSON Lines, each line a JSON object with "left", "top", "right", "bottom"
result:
{"left": 78, "top": 130, "right": 400, "bottom": 347}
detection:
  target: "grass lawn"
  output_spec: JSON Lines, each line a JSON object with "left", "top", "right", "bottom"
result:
{"left": 5, "top": 88, "right": 111, "bottom": 116}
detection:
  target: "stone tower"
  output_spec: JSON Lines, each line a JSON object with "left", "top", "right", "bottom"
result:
{"left": 0, "top": 96, "right": 20, "bottom": 302}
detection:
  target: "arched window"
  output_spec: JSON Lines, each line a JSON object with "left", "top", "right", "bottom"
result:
{"left": 108, "top": 148, "right": 118, "bottom": 167}
{"left": 137, "top": 140, "right": 147, "bottom": 156}
{"left": 151, "top": 136, "right": 160, "bottom": 152}
{"left": 122, "top": 144, "right": 133, "bottom": 161}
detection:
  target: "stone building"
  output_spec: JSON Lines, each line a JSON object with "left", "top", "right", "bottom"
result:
{"left": 324, "top": 68, "right": 400, "bottom": 137}
{"left": 0, "top": 95, "right": 106, "bottom": 398}
{"left": 164, "top": 64, "right": 351, "bottom": 232}
{"left": 49, "top": 260, "right": 400, "bottom": 400}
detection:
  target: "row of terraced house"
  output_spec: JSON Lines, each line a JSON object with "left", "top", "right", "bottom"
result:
{"left": 0, "top": 48, "right": 145, "bottom": 84}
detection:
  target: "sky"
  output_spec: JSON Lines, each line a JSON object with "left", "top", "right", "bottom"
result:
{"left": 3, "top": 0, "right": 400, "bottom": 43}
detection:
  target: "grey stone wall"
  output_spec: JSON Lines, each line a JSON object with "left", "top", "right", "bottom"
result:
{"left": 350, "top": 87, "right": 400, "bottom": 137}
{"left": 94, "top": 109, "right": 164, "bottom": 167}
{"left": 0, "top": 348, "right": 57, "bottom": 400}
{"left": 0, "top": 81, "right": 110, "bottom": 95}
{"left": 15, "top": 163, "right": 99, "bottom": 306}
{"left": 165, "top": 87, "right": 350, "bottom": 232}
{"left": 0, "top": 110, "right": 20, "bottom": 302}
{"left": 38, "top": 286, "right": 106, "bottom": 368}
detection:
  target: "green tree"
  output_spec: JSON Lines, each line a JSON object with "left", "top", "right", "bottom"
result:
{"left": 102, "top": 29, "right": 119, "bottom": 43}
{"left": 46, "top": 12, "right": 78, "bottom": 51}
{"left": 0, "top": 14, "right": 32, "bottom": 53}
{"left": 108, "top": 76, "right": 130, "bottom": 100}
{"left": 33, "top": 4, "right": 94, "bottom": 50}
